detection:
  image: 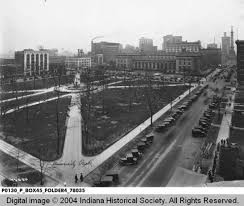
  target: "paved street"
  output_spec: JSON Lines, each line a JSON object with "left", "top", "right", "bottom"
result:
{"left": 118, "top": 77, "right": 227, "bottom": 187}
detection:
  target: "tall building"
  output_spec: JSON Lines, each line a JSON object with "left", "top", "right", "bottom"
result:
{"left": 163, "top": 35, "right": 182, "bottom": 50}
{"left": 163, "top": 35, "right": 201, "bottom": 53}
{"left": 221, "top": 32, "right": 231, "bottom": 64}
{"left": 139, "top": 37, "right": 156, "bottom": 53}
{"left": 15, "top": 49, "right": 49, "bottom": 76}
{"left": 201, "top": 48, "right": 221, "bottom": 69}
{"left": 91, "top": 41, "right": 122, "bottom": 64}
{"left": 229, "top": 26, "right": 236, "bottom": 64}
{"left": 236, "top": 40, "right": 244, "bottom": 85}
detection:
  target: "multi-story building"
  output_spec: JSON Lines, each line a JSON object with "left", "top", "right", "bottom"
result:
{"left": 15, "top": 49, "right": 49, "bottom": 76}
{"left": 221, "top": 32, "right": 231, "bottom": 64}
{"left": 91, "top": 41, "right": 122, "bottom": 64}
{"left": 139, "top": 37, "right": 156, "bottom": 53}
{"left": 164, "top": 40, "right": 201, "bottom": 53}
{"left": 65, "top": 56, "right": 91, "bottom": 71}
{"left": 49, "top": 56, "right": 66, "bottom": 74}
{"left": 163, "top": 35, "right": 182, "bottom": 50}
{"left": 116, "top": 51, "right": 201, "bottom": 74}
{"left": 175, "top": 52, "right": 201, "bottom": 75}
{"left": 236, "top": 40, "right": 244, "bottom": 85}
{"left": 201, "top": 48, "right": 222, "bottom": 69}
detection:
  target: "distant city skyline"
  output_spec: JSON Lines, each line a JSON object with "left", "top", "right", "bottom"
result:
{"left": 1, "top": 0, "right": 244, "bottom": 55}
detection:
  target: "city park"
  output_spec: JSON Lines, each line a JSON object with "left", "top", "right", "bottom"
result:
{"left": 0, "top": 69, "right": 196, "bottom": 186}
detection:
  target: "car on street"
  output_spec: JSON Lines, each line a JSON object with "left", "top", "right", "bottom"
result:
{"left": 119, "top": 153, "right": 138, "bottom": 166}
{"left": 192, "top": 128, "right": 206, "bottom": 137}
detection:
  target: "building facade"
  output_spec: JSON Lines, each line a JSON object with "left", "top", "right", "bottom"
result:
{"left": 175, "top": 53, "right": 201, "bottom": 74}
{"left": 91, "top": 41, "right": 122, "bottom": 64}
{"left": 49, "top": 56, "right": 66, "bottom": 74}
{"left": 201, "top": 48, "right": 221, "bottom": 69}
{"left": 163, "top": 35, "right": 182, "bottom": 50}
{"left": 15, "top": 49, "right": 49, "bottom": 76}
{"left": 116, "top": 51, "right": 201, "bottom": 74}
{"left": 164, "top": 41, "right": 201, "bottom": 53}
{"left": 65, "top": 56, "right": 91, "bottom": 71}
{"left": 221, "top": 32, "right": 231, "bottom": 64}
{"left": 139, "top": 37, "right": 156, "bottom": 53}
{"left": 236, "top": 40, "right": 244, "bottom": 85}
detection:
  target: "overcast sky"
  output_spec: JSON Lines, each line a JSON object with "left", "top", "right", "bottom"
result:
{"left": 1, "top": 0, "right": 244, "bottom": 54}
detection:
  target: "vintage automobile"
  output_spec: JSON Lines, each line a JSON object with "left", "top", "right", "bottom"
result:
{"left": 119, "top": 153, "right": 138, "bottom": 166}
{"left": 93, "top": 176, "right": 114, "bottom": 187}
{"left": 105, "top": 170, "right": 119, "bottom": 184}
{"left": 131, "top": 149, "right": 142, "bottom": 159}
{"left": 146, "top": 134, "right": 154, "bottom": 144}
{"left": 192, "top": 128, "right": 206, "bottom": 138}
{"left": 137, "top": 142, "right": 147, "bottom": 152}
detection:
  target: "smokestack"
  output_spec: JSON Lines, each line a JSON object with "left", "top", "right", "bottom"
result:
{"left": 231, "top": 26, "right": 234, "bottom": 50}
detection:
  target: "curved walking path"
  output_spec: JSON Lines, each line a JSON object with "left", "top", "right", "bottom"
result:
{"left": 0, "top": 76, "right": 208, "bottom": 185}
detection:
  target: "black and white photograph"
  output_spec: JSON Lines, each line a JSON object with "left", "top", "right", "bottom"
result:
{"left": 0, "top": 0, "right": 244, "bottom": 189}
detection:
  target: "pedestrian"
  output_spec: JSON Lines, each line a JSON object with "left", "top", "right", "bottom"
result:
{"left": 64, "top": 182, "right": 66, "bottom": 187}
{"left": 80, "top": 173, "right": 83, "bottom": 182}
{"left": 224, "top": 111, "right": 226, "bottom": 115}
{"left": 75, "top": 174, "right": 78, "bottom": 183}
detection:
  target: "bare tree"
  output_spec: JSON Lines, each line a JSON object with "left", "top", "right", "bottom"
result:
{"left": 144, "top": 71, "right": 155, "bottom": 126}
{"left": 37, "top": 145, "right": 49, "bottom": 185}
{"left": 80, "top": 68, "right": 93, "bottom": 152}
{"left": 51, "top": 72, "right": 62, "bottom": 156}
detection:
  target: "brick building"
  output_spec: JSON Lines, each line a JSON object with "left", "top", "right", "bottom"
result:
{"left": 15, "top": 49, "right": 49, "bottom": 76}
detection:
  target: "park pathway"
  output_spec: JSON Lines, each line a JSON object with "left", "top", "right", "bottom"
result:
{"left": 0, "top": 74, "right": 215, "bottom": 186}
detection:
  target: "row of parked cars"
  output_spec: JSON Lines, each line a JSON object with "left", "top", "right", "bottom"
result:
{"left": 192, "top": 95, "right": 220, "bottom": 138}
{"left": 192, "top": 108, "right": 214, "bottom": 137}
{"left": 93, "top": 134, "right": 154, "bottom": 187}
{"left": 119, "top": 134, "right": 154, "bottom": 166}
{"left": 154, "top": 87, "right": 205, "bottom": 134}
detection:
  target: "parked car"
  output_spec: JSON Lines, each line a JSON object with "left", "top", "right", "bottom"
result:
{"left": 155, "top": 124, "right": 167, "bottom": 133}
{"left": 105, "top": 170, "right": 119, "bottom": 184}
{"left": 131, "top": 149, "right": 142, "bottom": 159}
{"left": 119, "top": 153, "right": 138, "bottom": 166}
{"left": 141, "top": 138, "right": 151, "bottom": 146}
{"left": 192, "top": 129, "right": 206, "bottom": 137}
{"left": 199, "top": 121, "right": 210, "bottom": 128}
{"left": 146, "top": 134, "right": 154, "bottom": 143}
{"left": 93, "top": 176, "right": 114, "bottom": 187}
{"left": 137, "top": 142, "right": 146, "bottom": 152}
{"left": 194, "top": 126, "right": 208, "bottom": 133}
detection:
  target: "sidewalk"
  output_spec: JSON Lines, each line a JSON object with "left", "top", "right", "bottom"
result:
{"left": 216, "top": 90, "right": 236, "bottom": 143}
{"left": 4, "top": 94, "right": 71, "bottom": 115}
{"left": 0, "top": 84, "right": 199, "bottom": 186}
{"left": 0, "top": 87, "right": 55, "bottom": 103}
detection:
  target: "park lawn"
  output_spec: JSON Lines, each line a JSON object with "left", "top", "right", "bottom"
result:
{"left": 0, "top": 92, "right": 35, "bottom": 101}
{"left": 0, "top": 96, "right": 72, "bottom": 161}
{"left": 110, "top": 79, "right": 184, "bottom": 87}
{"left": 0, "top": 91, "right": 63, "bottom": 112}
{"left": 83, "top": 85, "right": 189, "bottom": 149}
{"left": 0, "top": 75, "right": 74, "bottom": 91}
